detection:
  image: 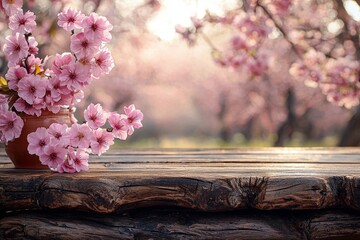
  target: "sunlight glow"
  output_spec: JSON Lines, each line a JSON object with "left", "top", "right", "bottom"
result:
{"left": 148, "top": 0, "right": 360, "bottom": 41}
{"left": 147, "top": 0, "right": 237, "bottom": 41}
{"left": 327, "top": 19, "right": 344, "bottom": 34}
{"left": 344, "top": 0, "right": 360, "bottom": 21}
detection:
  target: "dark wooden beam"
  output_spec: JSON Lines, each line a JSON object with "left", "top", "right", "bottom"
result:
{"left": 1, "top": 209, "right": 360, "bottom": 240}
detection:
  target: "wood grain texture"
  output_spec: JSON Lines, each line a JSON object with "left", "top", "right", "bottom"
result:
{"left": 1, "top": 148, "right": 360, "bottom": 239}
{"left": 1, "top": 148, "right": 360, "bottom": 213}
{"left": 1, "top": 209, "right": 360, "bottom": 240}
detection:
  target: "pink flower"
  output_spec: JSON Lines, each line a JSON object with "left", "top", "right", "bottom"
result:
{"left": 1, "top": 0, "right": 22, "bottom": 16}
{"left": 68, "top": 123, "right": 92, "bottom": 148}
{"left": 56, "top": 89, "right": 84, "bottom": 106}
{"left": 3, "top": 32, "right": 29, "bottom": 64}
{"left": 17, "top": 74, "right": 46, "bottom": 104}
{"left": 27, "top": 36, "right": 38, "bottom": 55}
{"left": 43, "top": 80, "right": 62, "bottom": 113}
{"left": 48, "top": 123, "right": 69, "bottom": 146}
{"left": 39, "top": 144, "right": 67, "bottom": 169}
{"left": 13, "top": 98, "right": 42, "bottom": 116}
{"left": 57, "top": 8, "right": 84, "bottom": 31}
{"left": 0, "top": 110, "right": 24, "bottom": 142}
{"left": 27, "top": 127, "right": 50, "bottom": 155}
{"left": 84, "top": 103, "right": 108, "bottom": 129}
{"left": 77, "top": 55, "right": 94, "bottom": 73}
{"left": 90, "top": 128, "right": 114, "bottom": 156}
{"left": 51, "top": 52, "right": 76, "bottom": 75}
{"left": 49, "top": 74, "right": 71, "bottom": 96}
{"left": 32, "top": 96, "right": 46, "bottom": 111}
{"left": 57, "top": 158, "right": 76, "bottom": 173}
{"left": 91, "top": 48, "right": 114, "bottom": 78}
{"left": 5, "top": 65, "right": 27, "bottom": 91}
{"left": 59, "top": 62, "right": 91, "bottom": 90}
{"left": 74, "top": 89, "right": 85, "bottom": 102}
{"left": 70, "top": 32, "right": 101, "bottom": 58}
{"left": 67, "top": 147, "right": 89, "bottom": 172}
{"left": 9, "top": 10, "right": 36, "bottom": 34}
{"left": 122, "top": 104, "right": 143, "bottom": 135}
{"left": 82, "top": 12, "right": 112, "bottom": 42}
{"left": 26, "top": 55, "right": 42, "bottom": 74}
{"left": 108, "top": 112, "right": 128, "bottom": 140}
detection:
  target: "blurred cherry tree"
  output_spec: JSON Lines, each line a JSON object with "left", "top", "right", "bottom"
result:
{"left": 0, "top": 0, "right": 357, "bottom": 146}
{"left": 176, "top": 0, "right": 360, "bottom": 146}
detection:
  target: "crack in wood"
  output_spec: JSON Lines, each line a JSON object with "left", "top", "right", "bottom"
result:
{"left": 268, "top": 183, "right": 303, "bottom": 192}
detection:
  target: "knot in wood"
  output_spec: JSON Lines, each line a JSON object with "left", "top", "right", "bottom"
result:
{"left": 226, "top": 177, "right": 268, "bottom": 208}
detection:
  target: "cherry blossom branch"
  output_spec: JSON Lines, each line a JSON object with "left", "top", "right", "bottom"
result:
{"left": 198, "top": 30, "right": 220, "bottom": 52}
{"left": 256, "top": 2, "right": 303, "bottom": 59}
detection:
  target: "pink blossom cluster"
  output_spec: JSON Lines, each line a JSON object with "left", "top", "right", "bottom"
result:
{"left": 0, "top": 2, "right": 114, "bottom": 136}
{"left": 290, "top": 50, "right": 360, "bottom": 108}
{"left": 177, "top": 2, "right": 360, "bottom": 109}
{"left": 0, "top": 2, "right": 144, "bottom": 172}
{"left": 2, "top": 5, "right": 114, "bottom": 118}
{"left": 27, "top": 103, "right": 143, "bottom": 173}
{"left": 324, "top": 59, "right": 360, "bottom": 108}
{"left": 218, "top": 13, "right": 271, "bottom": 76}
{"left": 176, "top": 13, "right": 270, "bottom": 76}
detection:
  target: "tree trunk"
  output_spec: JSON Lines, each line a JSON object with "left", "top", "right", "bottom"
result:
{"left": 338, "top": 106, "right": 360, "bottom": 146}
{"left": 274, "top": 88, "right": 297, "bottom": 146}
{"left": 218, "top": 93, "right": 232, "bottom": 142}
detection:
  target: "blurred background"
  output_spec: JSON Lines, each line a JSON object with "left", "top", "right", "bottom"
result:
{"left": 0, "top": 0, "right": 359, "bottom": 148}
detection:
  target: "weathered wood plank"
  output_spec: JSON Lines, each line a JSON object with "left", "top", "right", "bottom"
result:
{"left": 1, "top": 209, "right": 360, "bottom": 240}
{"left": 1, "top": 148, "right": 360, "bottom": 164}
{"left": 1, "top": 171, "right": 360, "bottom": 213}
{"left": 1, "top": 148, "right": 360, "bottom": 239}
{"left": 4, "top": 163, "right": 360, "bottom": 176}
{"left": 1, "top": 148, "right": 360, "bottom": 213}
{"left": 3, "top": 163, "right": 360, "bottom": 174}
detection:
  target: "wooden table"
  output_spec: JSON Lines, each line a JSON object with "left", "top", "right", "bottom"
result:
{"left": 1, "top": 148, "right": 360, "bottom": 239}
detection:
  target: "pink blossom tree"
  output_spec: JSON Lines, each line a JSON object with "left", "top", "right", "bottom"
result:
{"left": 177, "top": 0, "right": 360, "bottom": 146}
{"left": 1, "top": 0, "right": 355, "bottom": 146}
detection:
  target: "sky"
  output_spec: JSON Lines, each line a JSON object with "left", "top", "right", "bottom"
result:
{"left": 146, "top": 0, "right": 238, "bottom": 41}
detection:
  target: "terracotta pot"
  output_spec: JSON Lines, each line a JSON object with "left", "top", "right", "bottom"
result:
{"left": 5, "top": 108, "right": 74, "bottom": 169}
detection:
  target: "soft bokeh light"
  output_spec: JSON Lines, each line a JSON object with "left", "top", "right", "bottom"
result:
{"left": 0, "top": 0, "right": 358, "bottom": 148}
{"left": 147, "top": 0, "right": 238, "bottom": 41}
{"left": 344, "top": 0, "right": 360, "bottom": 21}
